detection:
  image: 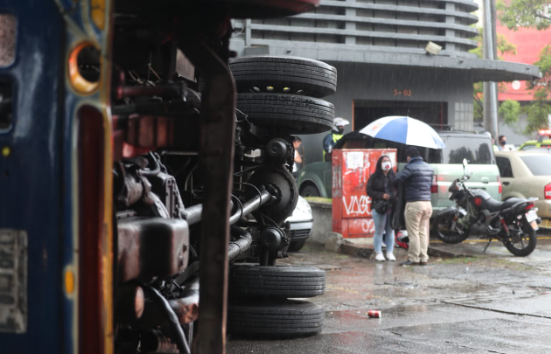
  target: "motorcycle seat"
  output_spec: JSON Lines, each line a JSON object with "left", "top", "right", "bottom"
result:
{"left": 485, "top": 197, "right": 524, "bottom": 212}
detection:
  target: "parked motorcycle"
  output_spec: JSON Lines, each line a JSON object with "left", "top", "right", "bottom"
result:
{"left": 432, "top": 159, "right": 540, "bottom": 257}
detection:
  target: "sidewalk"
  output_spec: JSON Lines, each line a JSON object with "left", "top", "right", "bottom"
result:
{"left": 338, "top": 237, "right": 457, "bottom": 259}
{"left": 339, "top": 233, "right": 551, "bottom": 260}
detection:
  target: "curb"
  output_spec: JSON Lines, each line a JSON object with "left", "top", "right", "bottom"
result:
{"left": 427, "top": 246, "right": 470, "bottom": 258}
{"left": 339, "top": 242, "right": 465, "bottom": 259}
{"left": 340, "top": 243, "right": 374, "bottom": 259}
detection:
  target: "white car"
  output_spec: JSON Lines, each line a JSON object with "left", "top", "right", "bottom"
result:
{"left": 285, "top": 196, "right": 313, "bottom": 252}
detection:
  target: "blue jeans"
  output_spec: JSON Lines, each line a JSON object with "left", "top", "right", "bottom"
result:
{"left": 372, "top": 209, "right": 395, "bottom": 254}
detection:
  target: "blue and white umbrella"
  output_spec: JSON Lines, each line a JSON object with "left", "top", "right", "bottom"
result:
{"left": 359, "top": 116, "right": 446, "bottom": 149}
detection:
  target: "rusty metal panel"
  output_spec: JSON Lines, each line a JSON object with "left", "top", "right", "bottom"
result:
{"left": 117, "top": 218, "right": 189, "bottom": 283}
{"left": 0, "top": 229, "right": 27, "bottom": 333}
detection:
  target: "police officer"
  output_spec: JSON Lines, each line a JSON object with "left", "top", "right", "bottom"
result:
{"left": 323, "top": 117, "right": 349, "bottom": 161}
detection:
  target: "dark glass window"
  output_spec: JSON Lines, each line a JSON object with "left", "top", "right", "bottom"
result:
{"left": 520, "top": 155, "right": 551, "bottom": 176}
{"left": 369, "top": 138, "right": 442, "bottom": 164}
{"left": 0, "top": 79, "right": 12, "bottom": 130}
{"left": 496, "top": 157, "right": 513, "bottom": 178}
{"left": 440, "top": 136, "right": 494, "bottom": 164}
{"left": 343, "top": 134, "right": 493, "bottom": 165}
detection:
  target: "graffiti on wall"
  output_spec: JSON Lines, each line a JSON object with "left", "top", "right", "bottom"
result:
{"left": 342, "top": 195, "right": 371, "bottom": 217}
{"left": 348, "top": 218, "right": 375, "bottom": 235}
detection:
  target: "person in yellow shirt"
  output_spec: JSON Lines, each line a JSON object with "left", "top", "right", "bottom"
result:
{"left": 323, "top": 117, "right": 349, "bottom": 161}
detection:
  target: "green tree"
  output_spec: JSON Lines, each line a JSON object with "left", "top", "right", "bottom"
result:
{"left": 497, "top": 0, "right": 551, "bottom": 135}
{"left": 470, "top": 28, "right": 517, "bottom": 60}
{"left": 499, "top": 99, "right": 521, "bottom": 125}
{"left": 530, "top": 44, "right": 551, "bottom": 91}
{"left": 522, "top": 45, "right": 551, "bottom": 134}
{"left": 497, "top": 0, "right": 551, "bottom": 31}
{"left": 498, "top": 99, "right": 524, "bottom": 133}
{"left": 523, "top": 90, "right": 551, "bottom": 134}
{"left": 470, "top": 28, "right": 518, "bottom": 123}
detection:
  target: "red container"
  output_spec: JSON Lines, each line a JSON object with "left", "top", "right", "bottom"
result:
{"left": 332, "top": 149, "right": 397, "bottom": 238}
{"left": 367, "top": 310, "right": 381, "bottom": 318}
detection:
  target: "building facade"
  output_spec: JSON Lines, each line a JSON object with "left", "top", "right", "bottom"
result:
{"left": 494, "top": 23, "right": 551, "bottom": 145}
{"left": 231, "top": 0, "right": 540, "bottom": 163}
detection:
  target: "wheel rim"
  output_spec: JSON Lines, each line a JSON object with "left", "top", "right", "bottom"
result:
{"left": 505, "top": 224, "right": 532, "bottom": 251}
{"left": 436, "top": 218, "right": 467, "bottom": 241}
{"left": 230, "top": 55, "right": 337, "bottom": 98}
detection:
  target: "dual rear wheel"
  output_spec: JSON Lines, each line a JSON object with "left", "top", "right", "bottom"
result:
{"left": 228, "top": 264, "right": 325, "bottom": 338}
{"left": 228, "top": 56, "right": 331, "bottom": 338}
{"left": 231, "top": 56, "right": 337, "bottom": 135}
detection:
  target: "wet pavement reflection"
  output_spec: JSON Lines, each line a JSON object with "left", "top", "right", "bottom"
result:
{"left": 227, "top": 237, "right": 551, "bottom": 353}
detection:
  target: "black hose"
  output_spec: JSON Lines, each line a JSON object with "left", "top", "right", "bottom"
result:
{"left": 228, "top": 225, "right": 253, "bottom": 261}
{"left": 141, "top": 285, "right": 190, "bottom": 354}
{"left": 140, "top": 152, "right": 161, "bottom": 177}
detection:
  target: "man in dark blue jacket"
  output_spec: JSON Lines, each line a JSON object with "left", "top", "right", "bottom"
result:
{"left": 394, "top": 146, "right": 434, "bottom": 266}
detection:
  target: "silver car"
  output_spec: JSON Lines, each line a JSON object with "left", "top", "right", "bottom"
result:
{"left": 285, "top": 196, "right": 314, "bottom": 252}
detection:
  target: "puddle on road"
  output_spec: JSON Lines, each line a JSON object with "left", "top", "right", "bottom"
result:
{"left": 374, "top": 280, "right": 419, "bottom": 289}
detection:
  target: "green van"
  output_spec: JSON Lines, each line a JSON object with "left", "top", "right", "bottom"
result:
{"left": 298, "top": 131, "right": 502, "bottom": 213}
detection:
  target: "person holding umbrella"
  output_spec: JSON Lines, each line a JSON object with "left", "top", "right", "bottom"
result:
{"left": 359, "top": 116, "right": 444, "bottom": 266}
{"left": 393, "top": 146, "right": 434, "bottom": 266}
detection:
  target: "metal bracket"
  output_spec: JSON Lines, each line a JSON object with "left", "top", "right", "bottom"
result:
{"left": 483, "top": 237, "right": 493, "bottom": 253}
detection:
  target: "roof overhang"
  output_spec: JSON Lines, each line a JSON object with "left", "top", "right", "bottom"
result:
{"left": 244, "top": 41, "right": 542, "bottom": 82}
{"left": 354, "top": 53, "right": 542, "bottom": 82}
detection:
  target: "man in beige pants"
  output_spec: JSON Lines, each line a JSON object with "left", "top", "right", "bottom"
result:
{"left": 393, "top": 147, "right": 434, "bottom": 266}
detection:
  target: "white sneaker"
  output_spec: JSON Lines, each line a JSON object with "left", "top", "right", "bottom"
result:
{"left": 386, "top": 252, "right": 396, "bottom": 262}
{"left": 375, "top": 252, "right": 386, "bottom": 262}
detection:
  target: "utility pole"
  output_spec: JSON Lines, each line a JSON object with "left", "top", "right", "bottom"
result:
{"left": 483, "top": 0, "right": 499, "bottom": 140}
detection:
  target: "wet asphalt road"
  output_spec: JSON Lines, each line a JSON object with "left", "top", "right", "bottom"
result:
{"left": 227, "top": 235, "right": 551, "bottom": 354}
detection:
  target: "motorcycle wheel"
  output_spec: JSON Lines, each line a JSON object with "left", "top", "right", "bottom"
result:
{"left": 432, "top": 213, "right": 470, "bottom": 244}
{"left": 503, "top": 220, "right": 537, "bottom": 257}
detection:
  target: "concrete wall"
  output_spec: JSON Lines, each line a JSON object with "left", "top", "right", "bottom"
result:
{"left": 307, "top": 201, "right": 333, "bottom": 246}
{"left": 474, "top": 113, "right": 534, "bottom": 147}
{"left": 299, "top": 61, "right": 474, "bottom": 165}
